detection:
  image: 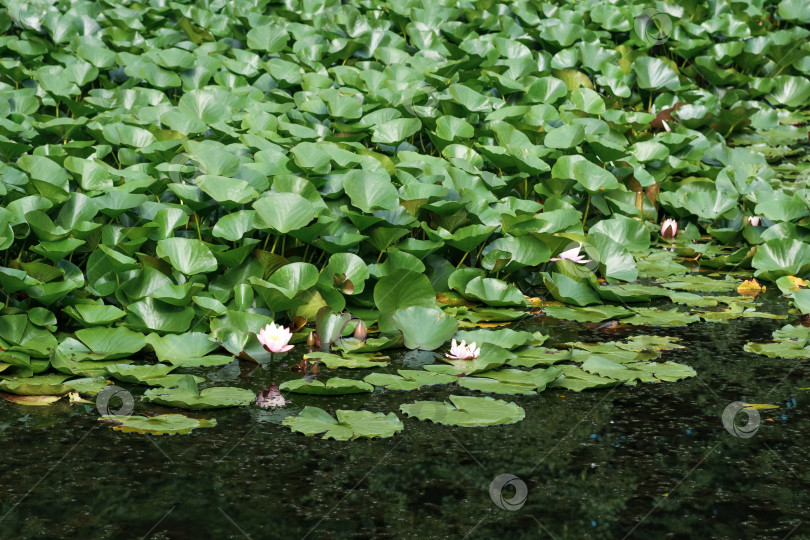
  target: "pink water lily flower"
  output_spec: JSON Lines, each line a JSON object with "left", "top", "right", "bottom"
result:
{"left": 550, "top": 244, "right": 592, "bottom": 264}
{"left": 661, "top": 218, "right": 677, "bottom": 238}
{"left": 446, "top": 339, "right": 481, "bottom": 360}
{"left": 748, "top": 216, "right": 761, "bottom": 226}
{"left": 257, "top": 322, "right": 294, "bottom": 353}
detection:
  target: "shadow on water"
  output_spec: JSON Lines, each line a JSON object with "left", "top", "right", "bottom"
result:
{"left": 1, "top": 288, "right": 809, "bottom": 539}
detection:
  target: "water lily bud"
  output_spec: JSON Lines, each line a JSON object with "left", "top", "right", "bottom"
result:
{"left": 661, "top": 218, "right": 677, "bottom": 239}
{"left": 748, "top": 216, "right": 761, "bottom": 226}
{"left": 307, "top": 331, "right": 316, "bottom": 348}
{"left": 353, "top": 320, "right": 367, "bottom": 341}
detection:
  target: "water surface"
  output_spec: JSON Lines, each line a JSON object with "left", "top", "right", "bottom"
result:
{"left": 1, "top": 290, "right": 809, "bottom": 539}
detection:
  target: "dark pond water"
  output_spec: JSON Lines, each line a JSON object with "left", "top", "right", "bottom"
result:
{"left": 1, "top": 289, "right": 809, "bottom": 539}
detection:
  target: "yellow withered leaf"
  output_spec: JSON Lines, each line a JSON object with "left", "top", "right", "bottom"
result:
{"left": 780, "top": 276, "right": 807, "bottom": 292}
{"left": 738, "top": 279, "right": 765, "bottom": 297}
{"left": 2, "top": 394, "right": 61, "bottom": 406}
{"left": 741, "top": 403, "right": 779, "bottom": 410}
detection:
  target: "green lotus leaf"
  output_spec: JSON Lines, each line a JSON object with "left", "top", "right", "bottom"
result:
{"left": 253, "top": 193, "right": 316, "bottom": 234}
{"left": 75, "top": 327, "right": 146, "bottom": 359}
{"left": 548, "top": 365, "right": 623, "bottom": 392}
{"left": 283, "top": 407, "right": 404, "bottom": 440}
{"left": 752, "top": 239, "right": 810, "bottom": 281}
{"left": 542, "top": 304, "right": 633, "bottom": 322}
{"left": 588, "top": 214, "right": 651, "bottom": 252}
{"left": 106, "top": 363, "right": 175, "bottom": 384}
{"left": 542, "top": 272, "right": 601, "bottom": 306}
{"left": 400, "top": 395, "right": 525, "bottom": 427}
{"left": 464, "top": 276, "right": 529, "bottom": 307}
{"left": 304, "top": 352, "right": 390, "bottom": 369}
{"left": 391, "top": 306, "right": 458, "bottom": 351}
{"left": 145, "top": 332, "right": 220, "bottom": 362}
{"left": 453, "top": 328, "right": 547, "bottom": 350}
{"left": 195, "top": 175, "right": 259, "bottom": 205}
{"left": 279, "top": 378, "right": 374, "bottom": 395}
{"left": 342, "top": 170, "right": 400, "bottom": 213}
{"left": 372, "top": 118, "right": 421, "bottom": 145}
{"left": 460, "top": 367, "right": 562, "bottom": 395}
{"left": 100, "top": 414, "right": 217, "bottom": 435}
{"left": 508, "top": 347, "right": 572, "bottom": 368}
{"left": 622, "top": 308, "right": 700, "bottom": 327}
{"left": 552, "top": 155, "right": 619, "bottom": 192}
{"left": 144, "top": 379, "right": 255, "bottom": 409}
{"left": 544, "top": 124, "right": 585, "bottom": 149}
{"left": 633, "top": 57, "right": 680, "bottom": 91}
{"left": 364, "top": 370, "right": 457, "bottom": 391}
{"left": 0, "top": 373, "right": 70, "bottom": 395}
{"left": 156, "top": 238, "right": 218, "bottom": 275}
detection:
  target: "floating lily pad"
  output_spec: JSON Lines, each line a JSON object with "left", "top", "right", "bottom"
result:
{"left": 622, "top": 308, "right": 700, "bottom": 327}
{"left": 145, "top": 332, "right": 220, "bottom": 364}
{"left": 625, "top": 361, "right": 697, "bottom": 382}
{"left": 548, "top": 365, "right": 623, "bottom": 392}
{"left": 74, "top": 327, "right": 146, "bottom": 359}
{"left": 279, "top": 378, "right": 374, "bottom": 395}
{"left": 391, "top": 306, "right": 459, "bottom": 350}
{"left": 542, "top": 304, "right": 633, "bottom": 322}
{"left": 143, "top": 377, "right": 255, "bottom": 409}
{"left": 304, "top": 352, "right": 391, "bottom": 369}
{"left": 2, "top": 394, "right": 62, "bottom": 406}
{"left": 459, "top": 367, "right": 562, "bottom": 395}
{"left": 657, "top": 274, "right": 740, "bottom": 292}
{"left": 508, "top": 347, "right": 572, "bottom": 367}
{"left": 452, "top": 328, "right": 547, "bottom": 350}
{"left": 0, "top": 373, "right": 70, "bottom": 395}
{"left": 364, "top": 370, "right": 457, "bottom": 391}
{"left": 100, "top": 414, "right": 217, "bottom": 435}
{"left": 617, "top": 336, "right": 685, "bottom": 352}
{"left": 581, "top": 356, "right": 650, "bottom": 383}
{"left": 63, "top": 376, "right": 111, "bottom": 396}
{"left": 433, "top": 342, "right": 514, "bottom": 375}
{"left": 744, "top": 341, "right": 810, "bottom": 359}
{"left": 106, "top": 363, "right": 175, "bottom": 384}
{"left": 283, "top": 407, "right": 404, "bottom": 440}
{"left": 400, "top": 395, "right": 525, "bottom": 427}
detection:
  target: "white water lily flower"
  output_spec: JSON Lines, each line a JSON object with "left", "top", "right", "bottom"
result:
{"left": 446, "top": 339, "right": 481, "bottom": 360}
{"left": 748, "top": 216, "right": 761, "bottom": 226}
{"left": 550, "top": 244, "right": 593, "bottom": 264}
{"left": 257, "top": 322, "right": 294, "bottom": 353}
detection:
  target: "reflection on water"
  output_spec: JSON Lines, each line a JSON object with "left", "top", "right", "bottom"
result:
{"left": 1, "top": 290, "right": 809, "bottom": 539}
